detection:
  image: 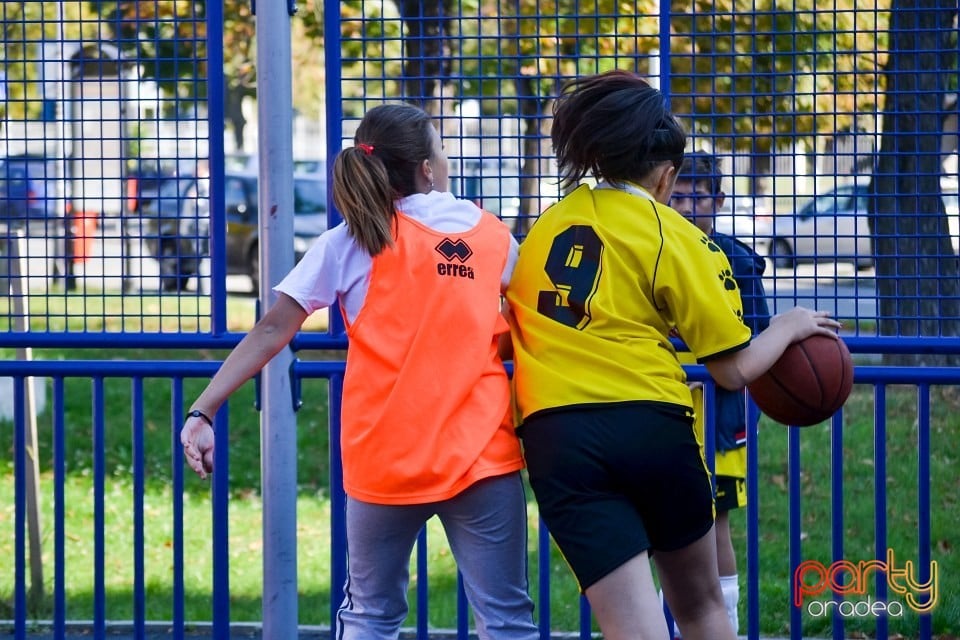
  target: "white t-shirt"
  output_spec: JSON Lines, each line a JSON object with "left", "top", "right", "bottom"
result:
{"left": 275, "top": 190, "right": 519, "bottom": 323}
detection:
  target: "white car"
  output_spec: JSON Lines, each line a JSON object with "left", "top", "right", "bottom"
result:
{"left": 765, "top": 184, "right": 875, "bottom": 270}
{"left": 713, "top": 199, "right": 773, "bottom": 253}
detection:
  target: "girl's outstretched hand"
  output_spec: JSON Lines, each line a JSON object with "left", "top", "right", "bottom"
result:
{"left": 181, "top": 417, "right": 215, "bottom": 480}
{"left": 770, "top": 306, "right": 843, "bottom": 343}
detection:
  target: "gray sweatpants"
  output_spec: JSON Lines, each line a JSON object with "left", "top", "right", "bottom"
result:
{"left": 335, "top": 472, "right": 539, "bottom": 640}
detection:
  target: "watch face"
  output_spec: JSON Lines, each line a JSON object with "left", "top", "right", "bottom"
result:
{"left": 188, "top": 410, "right": 212, "bottom": 425}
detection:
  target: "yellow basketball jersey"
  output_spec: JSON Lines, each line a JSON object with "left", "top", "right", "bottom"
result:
{"left": 507, "top": 184, "right": 751, "bottom": 421}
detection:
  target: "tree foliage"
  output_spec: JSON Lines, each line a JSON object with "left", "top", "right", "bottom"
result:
{"left": 670, "top": 0, "right": 888, "bottom": 153}
{"left": 92, "top": 1, "right": 208, "bottom": 102}
{"left": 1, "top": 2, "right": 100, "bottom": 119}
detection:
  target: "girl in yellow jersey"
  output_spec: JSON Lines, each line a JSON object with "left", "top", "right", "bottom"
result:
{"left": 505, "top": 71, "right": 841, "bottom": 640}
{"left": 181, "top": 104, "right": 538, "bottom": 640}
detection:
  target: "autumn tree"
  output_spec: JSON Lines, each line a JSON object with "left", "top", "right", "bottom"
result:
{"left": 0, "top": 2, "right": 99, "bottom": 121}
{"left": 88, "top": 0, "right": 327, "bottom": 150}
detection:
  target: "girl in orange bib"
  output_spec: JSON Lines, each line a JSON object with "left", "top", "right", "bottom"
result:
{"left": 181, "top": 104, "right": 537, "bottom": 640}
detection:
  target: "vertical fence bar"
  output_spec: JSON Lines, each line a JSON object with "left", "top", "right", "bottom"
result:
{"left": 830, "top": 414, "right": 845, "bottom": 640}
{"left": 324, "top": 0, "right": 346, "bottom": 333}
{"left": 172, "top": 380, "right": 186, "bottom": 639}
{"left": 205, "top": 0, "right": 228, "bottom": 331}
{"left": 917, "top": 385, "right": 932, "bottom": 640}
{"left": 704, "top": 382, "right": 717, "bottom": 481}
{"left": 132, "top": 377, "right": 145, "bottom": 639}
{"left": 93, "top": 378, "right": 106, "bottom": 639}
{"left": 788, "top": 425, "right": 802, "bottom": 640}
{"left": 874, "top": 385, "right": 888, "bottom": 640}
{"left": 538, "top": 519, "right": 551, "bottom": 640}
{"left": 579, "top": 594, "right": 591, "bottom": 640}
{"left": 657, "top": 0, "right": 671, "bottom": 98}
{"left": 457, "top": 572, "right": 468, "bottom": 640}
{"left": 329, "top": 371, "right": 347, "bottom": 630}
{"left": 746, "top": 397, "right": 761, "bottom": 640}
{"left": 54, "top": 378, "right": 66, "bottom": 640}
{"left": 212, "top": 404, "right": 231, "bottom": 639}
{"left": 14, "top": 377, "right": 26, "bottom": 640}
{"left": 417, "top": 529, "right": 429, "bottom": 639}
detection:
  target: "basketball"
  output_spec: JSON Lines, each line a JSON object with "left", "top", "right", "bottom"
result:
{"left": 747, "top": 334, "right": 854, "bottom": 427}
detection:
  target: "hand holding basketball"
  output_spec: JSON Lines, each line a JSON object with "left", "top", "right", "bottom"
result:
{"left": 767, "top": 306, "right": 843, "bottom": 342}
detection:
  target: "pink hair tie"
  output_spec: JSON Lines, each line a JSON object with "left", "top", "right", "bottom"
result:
{"left": 357, "top": 143, "right": 374, "bottom": 155}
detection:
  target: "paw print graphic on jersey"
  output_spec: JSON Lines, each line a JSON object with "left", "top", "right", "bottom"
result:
{"left": 699, "top": 236, "right": 722, "bottom": 253}
{"left": 718, "top": 269, "right": 737, "bottom": 291}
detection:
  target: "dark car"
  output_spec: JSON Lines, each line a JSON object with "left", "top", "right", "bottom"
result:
{"left": 125, "top": 157, "right": 184, "bottom": 215}
{"left": 223, "top": 172, "right": 327, "bottom": 293}
{"left": 0, "top": 154, "right": 73, "bottom": 283}
{"left": 140, "top": 171, "right": 327, "bottom": 292}
{"left": 139, "top": 173, "right": 210, "bottom": 291}
{"left": 0, "top": 154, "right": 64, "bottom": 224}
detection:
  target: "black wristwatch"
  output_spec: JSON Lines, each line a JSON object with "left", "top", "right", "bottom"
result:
{"left": 186, "top": 409, "right": 214, "bottom": 427}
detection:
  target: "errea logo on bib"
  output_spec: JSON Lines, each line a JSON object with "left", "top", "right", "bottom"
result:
{"left": 435, "top": 238, "right": 473, "bottom": 262}
{"left": 435, "top": 238, "right": 475, "bottom": 279}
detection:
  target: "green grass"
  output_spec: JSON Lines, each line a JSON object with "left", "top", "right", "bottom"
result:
{"left": 0, "top": 293, "right": 957, "bottom": 636}
{"left": 749, "top": 385, "right": 960, "bottom": 638}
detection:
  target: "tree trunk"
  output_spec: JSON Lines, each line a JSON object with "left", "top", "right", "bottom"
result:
{"left": 515, "top": 75, "right": 552, "bottom": 237}
{"left": 871, "top": 0, "right": 960, "bottom": 365}
{"left": 224, "top": 84, "right": 250, "bottom": 151}
{"left": 397, "top": 0, "right": 455, "bottom": 115}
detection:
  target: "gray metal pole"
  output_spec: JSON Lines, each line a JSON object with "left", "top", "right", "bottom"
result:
{"left": 254, "top": 2, "right": 298, "bottom": 637}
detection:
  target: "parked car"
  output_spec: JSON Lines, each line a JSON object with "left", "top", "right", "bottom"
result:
{"left": 764, "top": 184, "right": 875, "bottom": 270}
{"left": 140, "top": 171, "right": 326, "bottom": 292}
{"left": 139, "top": 173, "right": 210, "bottom": 291}
{"left": 0, "top": 154, "right": 63, "bottom": 223}
{"left": 713, "top": 199, "right": 773, "bottom": 252}
{"left": 125, "top": 157, "right": 183, "bottom": 215}
{"left": 0, "top": 154, "right": 73, "bottom": 282}
{"left": 223, "top": 171, "right": 327, "bottom": 294}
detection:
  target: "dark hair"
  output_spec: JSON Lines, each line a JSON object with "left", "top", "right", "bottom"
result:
{"left": 678, "top": 150, "right": 724, "bottom": 196}
{"left": 332, "top": 103, "right": 436, "bottom": 255}
{"left": 551, "top": 70, "right": 686, "bottom": 190}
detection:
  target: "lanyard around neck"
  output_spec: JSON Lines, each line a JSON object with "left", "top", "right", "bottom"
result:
{"left": 596, "top": 180, "right": 656, "bottom": 202}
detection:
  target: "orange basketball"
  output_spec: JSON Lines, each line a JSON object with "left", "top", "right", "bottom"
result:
{"left": 747, "top": 334, "right": 854, "bottom": 427}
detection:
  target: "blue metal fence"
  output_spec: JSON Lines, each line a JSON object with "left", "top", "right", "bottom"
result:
{"left": 2, "top": 1, "right": 958, "bottom": 639}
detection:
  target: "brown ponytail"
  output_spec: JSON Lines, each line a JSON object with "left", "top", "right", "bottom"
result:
{"left": 332, "top": 148, "right": 396, "bottom": 255}
{"left": 331, "top": 103, "right": 436, "bottom": 256}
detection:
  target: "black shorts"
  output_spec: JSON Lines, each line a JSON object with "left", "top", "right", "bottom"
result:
{"left": 518, "top": 402, "right": 715, "bottom": 591}
{"left": 715, "top": 475, "right": 746, "bottom": 513}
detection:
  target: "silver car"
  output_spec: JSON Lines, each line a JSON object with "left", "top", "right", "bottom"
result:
{"left": 713, "top": 199, "right": 773, "bottom": 252}
{"left": 766, "top": 184, "right": 875, "bottom": 270}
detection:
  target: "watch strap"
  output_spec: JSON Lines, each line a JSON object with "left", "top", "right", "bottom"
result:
{"left": 186, "top": 409, "right": 214, "bottom": 427}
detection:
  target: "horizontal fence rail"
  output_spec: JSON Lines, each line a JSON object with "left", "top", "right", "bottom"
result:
{"left": 3, "top": 360, "right": 956, "bottom": 639}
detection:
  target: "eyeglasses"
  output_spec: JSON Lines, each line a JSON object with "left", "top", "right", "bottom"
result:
{"left": 670, "top": 191, "right": 716, "bottom": 203}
